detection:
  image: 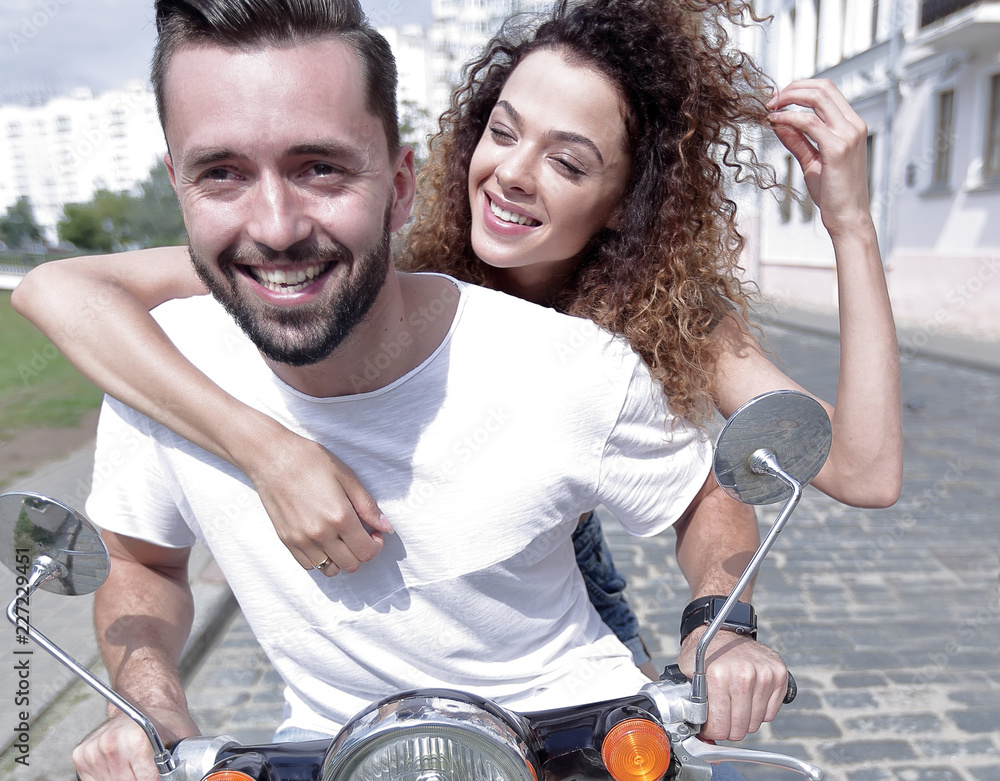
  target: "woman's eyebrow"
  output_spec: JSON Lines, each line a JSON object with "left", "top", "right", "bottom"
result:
{"left": 494, "top": 100, "right": 604, "bottom": 165}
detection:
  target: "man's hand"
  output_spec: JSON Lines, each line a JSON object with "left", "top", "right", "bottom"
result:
{"left": 73, "top": 706, "right": 198, "bottom": 781}
{"left": 676, "top": 626, "right": 788, "bottom": 741}
{"left": 244, "top": 433, "right": 394, "bottom": 576}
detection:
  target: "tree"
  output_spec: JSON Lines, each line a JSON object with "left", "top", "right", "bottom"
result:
{"left": 56, "top": 162, "right": 186, "bottom": 252}
{"left": 0, "top": 196, "right": 45, "bottom": 250}
{"left": 127, "top": 160, "right": 186, "bottom": 247}
{"left": 58, "top": 202, "right": 116, "bottom": 252}
{"left": 399, "top": 99, "right": 433, "bottom": 168}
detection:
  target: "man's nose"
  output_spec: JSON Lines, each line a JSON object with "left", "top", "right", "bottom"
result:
{"left": 246, "top": 175, "right": 311, "bottom": 251}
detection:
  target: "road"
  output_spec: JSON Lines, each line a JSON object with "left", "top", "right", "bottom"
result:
{"left": 2, "top": 316, "right": 998, "bottom": 780}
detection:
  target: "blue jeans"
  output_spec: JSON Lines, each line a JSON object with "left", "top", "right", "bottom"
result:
{"left": 572, "top": 510, "right": 649, "bottom": 665}
{"left": 271, "top": 726, "right": 744, "bottom": 778}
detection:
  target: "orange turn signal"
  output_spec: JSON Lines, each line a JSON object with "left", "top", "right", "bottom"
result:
{"left": 601, "top": 718, "right": 672, "bottom": 781}
{"left": 203, "top": 771, "right": 256, "bottom": 781}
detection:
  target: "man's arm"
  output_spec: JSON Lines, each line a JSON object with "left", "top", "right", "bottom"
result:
{"left": 672, "top": 473, "right": 788, "bottom": 742}
{"left": 72, "top": 531, "right": 199, "bottom": 781}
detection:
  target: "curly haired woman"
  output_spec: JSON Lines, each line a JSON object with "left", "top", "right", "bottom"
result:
{"left": 14, "top": 0, "right": 900, "bottom": 755}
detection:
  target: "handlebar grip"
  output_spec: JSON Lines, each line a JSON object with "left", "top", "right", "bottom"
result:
{"left": 783, "top": 671, "right": 797, "bottom": 704}
{"left": 661, "top": 664, "right": 797, "bottom": 704}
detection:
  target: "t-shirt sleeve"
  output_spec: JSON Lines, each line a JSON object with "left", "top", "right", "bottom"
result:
{"left": 85, "top": 396, "right": 196, "bottom": 549}
{"left": 596, "top": 357, "right": 712, "bottom": 537}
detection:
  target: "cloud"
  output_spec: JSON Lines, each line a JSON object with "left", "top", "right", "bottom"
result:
{"left": 0, "top": 0, "right": 432, "bottom": 105}
{"left": 0, "top": 0, "right": 156, "bottom": 102}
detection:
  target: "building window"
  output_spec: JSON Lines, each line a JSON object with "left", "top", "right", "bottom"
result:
{"left": 932, "top": 89, "right": 954, "bottom": 188}
{"left": 800, "top": 189, "right": 815, "bottom": 222}
{"left": 814, "top": 0, "right": 822, "bottom": 72}
{"left": 780, "top": 155, "right": 794, "bottom": 223}
{"left": 866, "top": 133, "right": 875, "bottom": 203}
{"left": 985, "top": 73, "right": 1000, "bottom": 181}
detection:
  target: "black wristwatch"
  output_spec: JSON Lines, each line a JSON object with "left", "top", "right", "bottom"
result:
{"left": 680, "top": 595, "right": 757, "bottom": 644}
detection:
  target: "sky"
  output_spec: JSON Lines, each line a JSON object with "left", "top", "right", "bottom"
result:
{"left": 0, "top": 0, "right": 434, "bottom": 104}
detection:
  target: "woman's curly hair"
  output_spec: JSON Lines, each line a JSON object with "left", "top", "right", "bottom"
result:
{"left": 399, "top": 0, "right": 778, "bottom": 424}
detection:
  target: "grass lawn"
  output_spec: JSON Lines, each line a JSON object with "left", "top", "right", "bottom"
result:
{"left": 0, "top": 290, "right": 104, "bottom": 440}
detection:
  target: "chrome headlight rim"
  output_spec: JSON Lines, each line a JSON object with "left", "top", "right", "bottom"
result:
{"left": 322, "top": 689, "right": 538, "bottom": 781}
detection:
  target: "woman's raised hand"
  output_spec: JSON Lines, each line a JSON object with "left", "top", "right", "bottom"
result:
{"left": 768, "top": 79, "right": 874, "bottom": 237}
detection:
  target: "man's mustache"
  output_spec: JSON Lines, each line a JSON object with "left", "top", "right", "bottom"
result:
{"left": 220, "top": 240, "right": 353, "bottom": 268}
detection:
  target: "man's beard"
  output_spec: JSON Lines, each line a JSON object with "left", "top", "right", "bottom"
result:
{"left": 189, "top": 215, "right": 393, "bottom": 367}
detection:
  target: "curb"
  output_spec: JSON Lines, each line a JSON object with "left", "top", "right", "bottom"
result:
{"left": 759, "top": 299, "right": 1000, "bottom": 375}
{"left": 0, "top": 444, "right": 239, "bottom": 770}
{"left": 0, "top": 545, "right": 238, "bottom": 774}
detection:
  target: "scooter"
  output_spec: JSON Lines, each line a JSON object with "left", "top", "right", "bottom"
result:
{"left": 2, "top": 389, "right": 831, "bottom": 781}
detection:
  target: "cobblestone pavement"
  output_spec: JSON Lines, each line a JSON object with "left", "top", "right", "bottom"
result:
{"left": 185, "top": 323, "right": 1000, "bottom": 781}
{"left": 6, "top": 321, "right": 1000, "bottom": 780}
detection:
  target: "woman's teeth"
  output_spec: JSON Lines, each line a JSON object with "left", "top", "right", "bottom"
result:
{"left": 489, "top": 198, "right": 539, "bottom": 226}
{"left": 251, "top": 263, "right": 329, "bottom": 293}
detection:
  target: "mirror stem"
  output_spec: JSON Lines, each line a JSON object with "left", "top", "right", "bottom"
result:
{"left": 6, "top": 558, "right": 179, "bottom": 778}
{"left": 691, "top": 449, "right": 803, "bottom": 707}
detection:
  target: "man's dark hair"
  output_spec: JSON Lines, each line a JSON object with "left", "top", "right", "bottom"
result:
{"left": 152, "top": 0, "right": 399, "bottom": 152}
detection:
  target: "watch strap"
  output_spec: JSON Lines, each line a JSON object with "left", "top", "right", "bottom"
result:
{"left": 680, "top": 595, "right": 757, "bottom": 643}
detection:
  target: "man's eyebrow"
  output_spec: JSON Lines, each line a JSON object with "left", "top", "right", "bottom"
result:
{"left": 287, "top": 142, "right": 361, "bottom": 160}
{"left": 493, "top": 100, "right": 604, "bottom": 165}
{"left": 183, "top": 142, "right": 361, "bottom": 169}
{"left": 184, "top": 147, "right": 246, "bottom": 169}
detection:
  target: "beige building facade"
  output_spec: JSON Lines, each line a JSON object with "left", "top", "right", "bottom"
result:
{"left": 751, "top": 0, "right": 1000, "bottom": 339}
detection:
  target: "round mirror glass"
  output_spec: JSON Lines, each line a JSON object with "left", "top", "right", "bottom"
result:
{"left": 0, "top": 492, "right": 110, "bottom": 595}
{"left": 714, "top": 390, "right": 833, "bottom": 505}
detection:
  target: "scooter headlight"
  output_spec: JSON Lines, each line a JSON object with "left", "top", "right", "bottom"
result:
{"left": 322, "top": 691, "right": 537, "bottom": 781}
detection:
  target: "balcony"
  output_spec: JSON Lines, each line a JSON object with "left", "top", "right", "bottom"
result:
{"left": 921, "top": 0, "right": 978, "bottom": 27}
{"left": 917, "top": 0, "right": 1000, "bottom": 52}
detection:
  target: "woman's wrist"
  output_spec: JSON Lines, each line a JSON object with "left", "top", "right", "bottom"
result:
{"left": 215, "top": 406, "right": 295, "bottom": 480}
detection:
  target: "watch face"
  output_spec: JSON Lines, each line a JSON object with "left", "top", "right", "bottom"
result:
{"left": 720, "top": 600, "right": 755, "bottom": 625}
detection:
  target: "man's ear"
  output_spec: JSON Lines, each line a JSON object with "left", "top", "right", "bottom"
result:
{"left": 388, "top": 145, "right": 416, "bottom": 233}
{"left": 164, "top": 152, "right": 179, "bottom": 196}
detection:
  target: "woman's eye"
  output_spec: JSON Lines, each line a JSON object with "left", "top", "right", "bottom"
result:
{"left": 554, "top": 158, "right": 584, "bottom": 176}
{"left": 490, "top": 126, "right": 515, "bottom": 143}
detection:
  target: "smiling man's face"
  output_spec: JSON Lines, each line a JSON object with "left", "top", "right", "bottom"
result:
{"left": 163, "top": 37, "right": 411, "bottom": 365}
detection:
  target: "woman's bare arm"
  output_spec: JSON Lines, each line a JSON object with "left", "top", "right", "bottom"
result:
{"left": 11, "top": 248, "right": 391, "bottom": 571}
{"left": 712, "top": 80, "right": 902, "bottom": 508}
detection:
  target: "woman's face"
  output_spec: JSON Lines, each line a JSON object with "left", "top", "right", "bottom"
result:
{"left": 467, "top": 49, "right": 631, "bottom": 296}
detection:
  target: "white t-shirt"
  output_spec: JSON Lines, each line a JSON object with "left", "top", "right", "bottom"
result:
{"left": 88, "top": 275, "right": 711, "bottom": 735}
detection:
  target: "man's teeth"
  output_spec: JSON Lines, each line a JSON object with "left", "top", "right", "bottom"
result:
{"left": 251, "top": 263, "right": 329, "bottom": 293}
{"left": 489, "top": 198, "right": 539, "bottom": 226}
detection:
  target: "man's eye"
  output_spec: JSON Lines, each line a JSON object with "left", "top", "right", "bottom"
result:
{"left": 203, "top": 168, "right": 234, "bottom": 181}
{"left": 310, "top": 163, "right": 342, "bottom": 176}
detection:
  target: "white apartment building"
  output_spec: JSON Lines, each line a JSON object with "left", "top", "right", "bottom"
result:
{"left": 0, "top": 83, "right": 165, "bottom": 243}
{"left": 752, "top": 0, "right": 1000, "bottom": 338}
{"left": 378, "top": 24, "right": 439, "bottom": 153}
{"left": 428, "top": 0, "right": 552, "bottom": 118}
